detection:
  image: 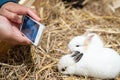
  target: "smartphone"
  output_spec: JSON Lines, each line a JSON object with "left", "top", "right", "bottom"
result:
{"left": 20, "top": 15, "right": 45, "bottom": 46}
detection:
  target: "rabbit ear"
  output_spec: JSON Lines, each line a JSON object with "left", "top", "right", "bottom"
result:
{"left": 87, "top": 34, "right": 94, "bottom": 41}
{"left": 83, "top": 31, "right": 89, "bottom": 36}
{"left": 71, "top": 51, "right": 83, "bottom": 63}
{"left": 83, "top": 31, "right": 91, "bottom": 36}
{"left": 84, "top": 34, "right": 94, "bottom": 47}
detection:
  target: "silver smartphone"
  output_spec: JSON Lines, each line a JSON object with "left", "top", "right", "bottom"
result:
{"left": 20, "top": 15, "right": 45, "bottom": 46}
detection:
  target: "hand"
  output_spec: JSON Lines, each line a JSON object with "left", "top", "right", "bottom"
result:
{"left": 0, "top": 2, "right": 40, "bottom": 45}
{"left": 0, "top": 2, "right": 40, "bottom": 24}
{"left": 0, "top": 16, "right": 31, "bottom": 45}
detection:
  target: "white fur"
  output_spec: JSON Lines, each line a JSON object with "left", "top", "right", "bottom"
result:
{"left": 58, "top": 48, "right": 120, "bottom": 79}
{"left": 57, "top": 54, "right": 76, "bottom": 74}
{"left": 68, "top": 33, "right": 104, "bottom": 52}
{"left": 58, "top": 33, "right": 120, "bottom": 79}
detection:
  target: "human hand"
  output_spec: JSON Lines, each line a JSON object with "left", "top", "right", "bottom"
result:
{"left": 0, "top": 2, "right": 40, "bottom": 45}
{"left": 0, "top": 2, "right": 40, "bottom": 24}
{"left": 0, "top": 16, "right": 31, "bottom": 45}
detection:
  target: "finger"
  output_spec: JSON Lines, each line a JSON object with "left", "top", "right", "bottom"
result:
{"left": 7, "top": 3, "right": 40, "bottom": 21}
{"left": 1, "top": 9, "right": 22, "bottom": 23}
{"left": 21, "top": 34, "right": 32, "bottom": 45}
{"left": 11, "top": 27, "right": 31, "bottom": 45}
{"left": 4, "top": 32, "right": 30, "bottom": 45}
{"left": 14, "top": 34, "right": 31, "bottom": 45}
{"left": 30, "top": 6, "right": 37, "bottom": 14}
{"left": 27, "top": 8, "right": 41, "bottom": 21}
{"left": 11, "top": 22, "right": 22, "bottom": 30}
{"left": 9, "top": 38, "right": 31, "bottom": 45}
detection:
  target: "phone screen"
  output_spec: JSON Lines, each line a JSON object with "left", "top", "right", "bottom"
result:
{"left": 21, "top": 15, "right": 39, "bottom": 43}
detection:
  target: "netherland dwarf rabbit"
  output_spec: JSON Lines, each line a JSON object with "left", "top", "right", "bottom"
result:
{"left": 58, "top": 33, "right": 120, "bottom": 79}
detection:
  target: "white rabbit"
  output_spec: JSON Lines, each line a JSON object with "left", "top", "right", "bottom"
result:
{"left": 68, "top": 33, "right": 104, "bottom": 52}
{"left": 58, "top": 33, "right": 120, "bottom": 79}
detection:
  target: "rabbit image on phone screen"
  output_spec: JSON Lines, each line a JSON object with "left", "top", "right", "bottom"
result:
{"left": 58, "top": 33, "right": 120, "bottom": 79}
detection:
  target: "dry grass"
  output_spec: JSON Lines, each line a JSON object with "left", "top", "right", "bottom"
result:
{"left": 0, "top": 0, "right": 120, "bottom": 80}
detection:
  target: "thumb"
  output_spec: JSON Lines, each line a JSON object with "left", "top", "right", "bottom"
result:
{"left": 11, "top": 27, "right": 31, "bottom": 45}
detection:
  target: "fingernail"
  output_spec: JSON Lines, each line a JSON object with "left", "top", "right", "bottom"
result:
{"left": 37, "top": 17, "right": 41, "bottom": 21}
{"left": 14, "top": 15, "right": 21, "bottom": 23}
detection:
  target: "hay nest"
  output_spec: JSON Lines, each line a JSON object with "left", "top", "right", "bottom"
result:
{"left": 0, "top": 0, "right": 120, "bottom": 80}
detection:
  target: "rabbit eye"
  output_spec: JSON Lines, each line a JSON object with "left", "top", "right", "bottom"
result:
{"left": 61, "top": 67, "right": 67, "bottom": 72}
{"left": 61, "top": 68, "right": 65, "bottom": 72}
{"left": 76, "top": 45, "right": 80, "bottom": 47}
